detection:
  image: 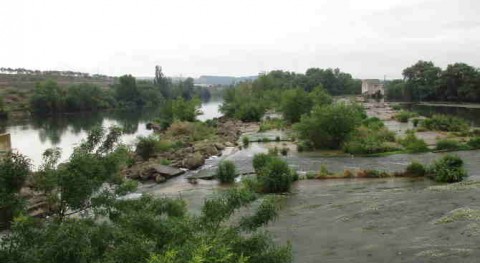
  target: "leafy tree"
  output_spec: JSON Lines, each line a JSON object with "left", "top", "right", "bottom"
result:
{"left": 30, "top": 80, "right": 65, "bottom": 114}
{"left": 0, "top": 189, "right": 292, "bottom": 263}
{"left": 115, "top": 75, "right": 140, "bottom": 106}
{"left": 0, "top": 153, "right": 31, "bottom": 229}
{"left": 34, "top": 126, "right": 131, "bottom": 220}
{"left": 295, "top": 103, "right": 365, "bottom": 149}
{"left": 154, "top": 66, "right": 172, "bottom": 99}
{"left": 280, "top": 88, "right": 313, "bottom": 123}
{"left": 65, "top": 83, "right": 115, "bottom": 111}
{"left": 402, "top": 60, "right": 441, "bottom": 101}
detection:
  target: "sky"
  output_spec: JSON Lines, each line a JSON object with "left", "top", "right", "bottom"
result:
{"left": 1, "top": 0, "right": 480, "bottom": 79}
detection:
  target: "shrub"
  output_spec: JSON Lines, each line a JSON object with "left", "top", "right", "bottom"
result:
{"left": 421, "top": 115, "right": 469, "bottom": 132}
{"left": 259, "top": 119, "right": 285, "bottom": 132}
{"left": 135, "top": 135, "right": 162, "bottom": 160}
{"left": 242, "top": 136, "right": 250, "bottom": 147}
{"left": 280, "top": 147, "right": 289, "bottom": 156}
{"left": 257, "top": 157, "right": 295, "bottom": 193}
{"left": 165, "top": 121, "right": 215, "bottom": 142}
{"left": 268, "top": 147, "right": 279, "bottom": 156}
{"left": 467, "top": 137, "right": 480, "bottom": 149}
{"left": 215, "top": 161, "right": 237, "bottom": 183}
{"left": 391, "top": 104, "right": 402, "bottom": 111}
{"left": 343, "top": 125, "right": 398, "bottom": 154}
{"left": 436, "top": 139, "right": 463, "bottom": 151}
{"left": 294, "top": 103, "right": 365, "bottom": 149}
{"left": 394, "top": 110, "right": 417, "bottom": 122}
{"left": 252, "top": 153, "right": 273, "bottom": 173}
{"left": 428, "top": 155, "right": 467, "bottom": 183}
{"left": 412, "top": 118, "right": 420, "bottom": 127}
{"left": 281, "top": 88, "right": 313, "bottom": 123}
{"left": 405, "top": 161, "right": 426, "bottom": 177}
{"left": 398, "top": 132, "right": 429, "bottom": 153}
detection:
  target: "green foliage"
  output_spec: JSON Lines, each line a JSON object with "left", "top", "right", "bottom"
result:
{"left": 394, "top": 110, "right": 417, "bottom": 122}
{"left": 398, "top": 131, "right": 429, "bottom": 153}
{"left": 387, "top": 61, "right": 480, "bottom": 102}
{"left": 280, "top": 88, "right": 313, "bottom": 123}
{"left": 467, "top": 137, "right": 480, "bottom": 149}
{"left": 65, "top": 83, "right": 115, "bottom": 111}
{"left": 1, "top": 189, "right": 292, "bottom": 263}
{"left": 252, "top": 153, "right": 273, "bottom": 174}
{"left": 259, "top": 118, "right": 285, "bottom": 132}
{"left": 344, "top": 118, "right": 397, "bottom": 154}
{"left": 435, "top": 139, "right": 464, "bottom": 151}
{"left": 257, "top": 156, "right": 295, "bottom": 193}
{"left": 164, "top": 121, "right": 215, "bottom": 142}
{"left": 215, "top": 161, "right": 237, "bottom": 183}
{"left": 421, "top": 115, "right": 469, "bottom": 132}
{"left": 115, "top": 75, "right": 141, "bottom": 106}
{"left": 34, "top": 126, "right": 132, "bottom": 220}
{"left": 405, "top": 161, "right": 426, "bottom": 177}
{"left": 135, "top": 135, "right": 167, "bottom": 160}
{"left": 30, "top": 80, "right": 65, "bottom": 114}
{"left": 294, "top": 103, "right": 365, "bottom": 149}
{"left": 428, "top": 155, "right": 467, "bottom": 183}
{"left": 220, "top": 86, "right": 267, "bottom": 122}
{"left": 0, "top": 152, "right": 31, "bottom": 229}
{"left": 242, "top": 136, "right": 250, "bottom": 147}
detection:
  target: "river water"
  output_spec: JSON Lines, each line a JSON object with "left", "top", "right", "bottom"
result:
{"left": 0, "top": 100, "right": 223, "bottom": 168}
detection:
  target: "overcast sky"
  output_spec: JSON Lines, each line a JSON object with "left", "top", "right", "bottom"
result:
{"left": 1, "top": 0, "right": 479, "bottom": 79}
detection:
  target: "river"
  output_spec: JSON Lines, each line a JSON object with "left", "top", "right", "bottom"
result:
{"left": 0, "top": 100, "right": 223, "bottom": 168}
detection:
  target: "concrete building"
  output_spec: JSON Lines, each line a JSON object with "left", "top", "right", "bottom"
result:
{"left": 361, "top": 79, "right": 384, "bottom": 96}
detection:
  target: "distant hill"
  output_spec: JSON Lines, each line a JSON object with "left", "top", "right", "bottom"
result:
{"left": 195, "top": 75, "right": 257, "bottom": 86}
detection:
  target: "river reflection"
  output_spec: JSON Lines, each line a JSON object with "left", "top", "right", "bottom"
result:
{"left": 0, "top": 100, "right": 223, "bottom": 168}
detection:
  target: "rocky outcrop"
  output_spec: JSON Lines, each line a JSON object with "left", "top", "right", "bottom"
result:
{"left": 125, "top": 162, "right": 185, "bottom": 182}
{"left": 182, "top": 152, "right": 205, "bottom": 170}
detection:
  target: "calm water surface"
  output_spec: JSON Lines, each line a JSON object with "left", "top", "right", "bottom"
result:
{"left": 0, "top": 100, "right": 222, "bottom": 168}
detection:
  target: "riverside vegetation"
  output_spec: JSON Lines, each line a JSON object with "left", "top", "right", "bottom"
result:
{"left": 1, "top": 63, "right": 479, "bottom": 262}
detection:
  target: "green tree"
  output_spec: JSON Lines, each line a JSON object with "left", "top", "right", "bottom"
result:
{"left": 115, "top": 75, "right": 140, "bottom": 106}
{"left": 402, "top": 61, "right": 441, "bottom": 101}
{"left": 0, "top": 153, "right": 31, "bottom": 229}
{"left": 34, "top": 126, "right": 131, "bottom": 220}
{"left": 295, "top": 103, "right": 365, "bottom": 149}
{"left": 280, "top": 88, "right": 313, "bottom": 123}
{"left": 30, "top": 80, "right": 65, "bottom": 113}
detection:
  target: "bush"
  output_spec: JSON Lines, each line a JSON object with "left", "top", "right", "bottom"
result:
{"left": 215, "top": 161, "right": 237, "bottom": 183}
{"left": 391, "top": 104, "right": 402, "bottom": 110}
{"left": 252, "top": 153, "right": 273, "bottom": 173}
{"left": 343, "top": 125, "right": 397, "bottom": 154}
{"left": 394, "top": 110, "right": 417, "bottom": 122}
{"left": 281, "top": 88, "right": 313, "bottom": 123}
{"left": 259, "top": 119, "right": 285, "bottom": 132}
{"left": 280, "top": 147, "right": 289, "bottom": 156}
{"left": 428, "top": 155, "right": 467, "bottom": 183}
{"left": 467, "top": 137, "right": 480, "bottom": 149}
{"left": 242, "top": 136, "right": 250, "bottom": 147}
{"left": 412, "top": 118, "right": 420, "bottom": 127}
{"left": 421, "top": 115, "right": 469, "bottom": 132}
{"left": 294, "top": 103, "right": 365, "bottom": 149}
{"left": 398, "top": 132, "right": 429, "bottom": 153}
{"left": 257, "top": 157, "right": 295, "bottom": 193}
{"left": 165, "top": 121, "right": 215, "bottom": 142}
{"left": 436, "top": 139, "right": 463, "bottom": 151}
{"left": 405, "top": 161, "right": 426, "bottom": 177}
{"left": 135, "top": 135, "right": 162, "bottom": 160}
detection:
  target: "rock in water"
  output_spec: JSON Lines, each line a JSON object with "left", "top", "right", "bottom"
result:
{"left": 183, "top": 152, "right": 205, "bottom": 169}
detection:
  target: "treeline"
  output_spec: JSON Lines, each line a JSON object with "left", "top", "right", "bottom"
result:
{"left": 220, "top": 68, "right": 360, "bottom": 122}
{"left": 386, "top": 61, "right": 480, "bottom": 102}
{"left": 0, "top": 67, "right": 111, "bottom": 79}
{"left": 29, "top": 66, "right": 211, "bottom": 114}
